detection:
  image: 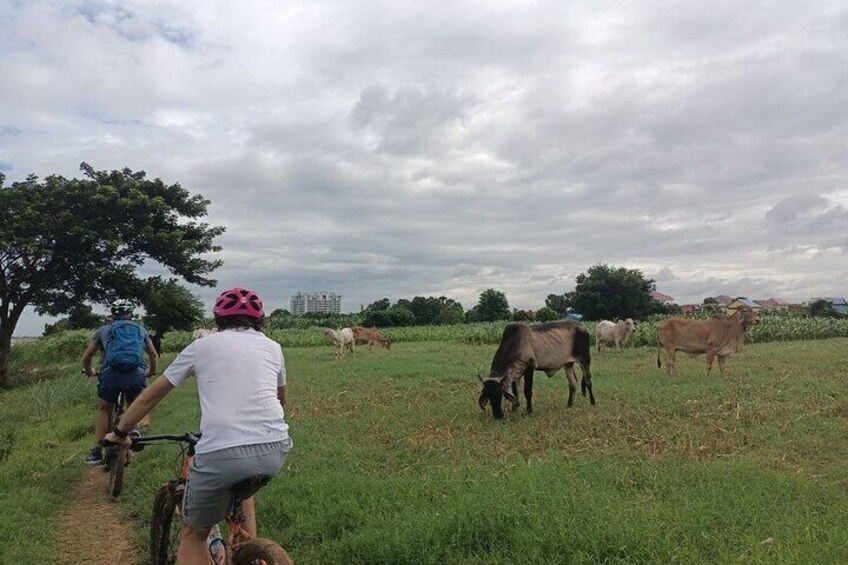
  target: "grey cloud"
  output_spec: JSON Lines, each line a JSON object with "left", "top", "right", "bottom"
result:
{"left": 350, "top": 85, "right": 476, "bottom": 154}
{"left": 7, "top": 0, "right": 848, "bottom": 334}
{"left": 766, "top": 194, "right": 828, "bottom": 222}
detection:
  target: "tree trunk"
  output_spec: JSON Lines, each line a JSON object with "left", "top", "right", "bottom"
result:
{"left": 0, "top": 304, "right": 25, "bottom": 388}
{"left": 0, "top": 321, "right": 13, "bottom": 388}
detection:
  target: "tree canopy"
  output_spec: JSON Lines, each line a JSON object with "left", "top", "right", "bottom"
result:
{"left": 0, "top": 164, "right": 224, "bottom": 384}
{"left": 142, "top": 279, "right": 205, "bottom": 336}
{"left": 468, "top": 289, "right": 511, "bottom": 322}
{"left": 566, "top": 264, "right": 659, "bottom": 321}
{"left": 42, "top": 303, "right": 105, "bottom": 336}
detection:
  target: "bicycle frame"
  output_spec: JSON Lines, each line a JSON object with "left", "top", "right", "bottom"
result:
{"left": 134, "top": 433, "right": 263, "bottom": 560}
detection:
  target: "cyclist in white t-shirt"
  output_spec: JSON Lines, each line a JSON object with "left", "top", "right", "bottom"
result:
{"left": 104, "top": 287, "right": 292, "bottom": 564}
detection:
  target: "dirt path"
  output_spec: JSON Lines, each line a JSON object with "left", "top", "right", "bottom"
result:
{"left": 57, "top": 466, "right": 135, "bottom": 564}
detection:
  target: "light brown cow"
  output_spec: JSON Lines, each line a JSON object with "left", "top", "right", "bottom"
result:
{"left": 351, "top": 326, "right": 391, "bottom": 351}
{"left": 656, "top": 306, "right": 758, "bottom": 376}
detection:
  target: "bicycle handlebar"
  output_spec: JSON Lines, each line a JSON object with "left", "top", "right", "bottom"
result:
{"left": 101, "top": 431, "right": 200, "bottom": 450}
{"left": 130, "top": 432, "right": 201, "bottom": 451}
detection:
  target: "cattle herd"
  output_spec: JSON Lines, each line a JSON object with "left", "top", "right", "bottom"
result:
{"left": 476, "top": 305, "right": 758, "bottom": 419}
{"left": 192, "top": 305, "right": 759, "bottom": 421}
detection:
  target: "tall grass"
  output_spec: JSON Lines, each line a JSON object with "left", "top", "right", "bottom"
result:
{"left": 121, "top": 341, "right": 848, "bottom": 562}
{"left": 0, "top": 372, "right": 96, "bottom": 561}
{"left": 3, "top": 340, "right": 848, "bottom": 563}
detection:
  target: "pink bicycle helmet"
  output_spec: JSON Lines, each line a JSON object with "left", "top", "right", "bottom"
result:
{"left": 213, "top": 287, "right": 264, "bottom": 319}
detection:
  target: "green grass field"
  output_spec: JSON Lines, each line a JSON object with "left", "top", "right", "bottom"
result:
{"left": 2, "top": 339, "right": 847, "bottom": 563}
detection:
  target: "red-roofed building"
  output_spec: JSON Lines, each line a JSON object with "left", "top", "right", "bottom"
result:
{"left": 651, "top": 291, "right": 675, "bottom": 304}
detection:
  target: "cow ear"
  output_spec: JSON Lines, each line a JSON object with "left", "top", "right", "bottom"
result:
{"left": 478, "top": 393, "right": 489, "bottom": 410}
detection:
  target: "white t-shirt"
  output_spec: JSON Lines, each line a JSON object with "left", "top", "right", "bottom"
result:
{"left": 164, "top": 328, "right": 289, "bottom": 454}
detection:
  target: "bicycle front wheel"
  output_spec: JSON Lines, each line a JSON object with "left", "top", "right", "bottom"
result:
{"left": 150, "top": 481, "right": 183, "bottom": 565}
{"left": 108, "top": 448, "right": 126, "bottom": 499}
{"left": 232, "top": 538, "right": 294, "bottom": 565}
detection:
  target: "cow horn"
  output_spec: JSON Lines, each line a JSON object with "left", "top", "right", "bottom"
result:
{"left": 478, "top": 393, "right": 489, "bottom": 410}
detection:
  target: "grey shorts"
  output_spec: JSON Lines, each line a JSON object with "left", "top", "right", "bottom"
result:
{"left": 182, "top": 438, "right": 292, "bottom": 528}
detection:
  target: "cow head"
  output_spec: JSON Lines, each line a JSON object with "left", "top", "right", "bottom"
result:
{"left": 477, "top": 373, "right": 518, "bottom": 420}
{"left": 381, "top": 338, "right": 392, "bottom": 350}
{"left": 737, "top": 305, "right": 759, "bottom": 330}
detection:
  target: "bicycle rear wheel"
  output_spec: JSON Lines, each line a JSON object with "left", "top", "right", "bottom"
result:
{"left": 107, "top": 447, "right": 127, "bottom": 498}
{"left": 150, "top": 481, "right": 183, "bottom": 565}
{"left": 232, "top": 538, "right": 294, "bottom": 565}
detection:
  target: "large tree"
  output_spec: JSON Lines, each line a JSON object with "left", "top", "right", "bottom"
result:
{"left": 0, "top": 164, "right": 224, "bottom": 384}
{"left": 142, "top": 279, "right": 205, "bottom": 340}
{"left": 469, "top": 289, "right": 511, "bottom": 322}
{"left": 567, "top": 264, "right": 657, "bottom": 321}
{"left": 544, "top": 293, "right": 571, "bottom": 315}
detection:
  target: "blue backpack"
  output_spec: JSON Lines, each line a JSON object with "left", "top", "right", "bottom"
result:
{"left": 104, "top": 321, "right": 146, "bottom": 372}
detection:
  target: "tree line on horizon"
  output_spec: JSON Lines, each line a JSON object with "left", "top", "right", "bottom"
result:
{"left": 4, "top": 165, "right": 844, "bottom": 387}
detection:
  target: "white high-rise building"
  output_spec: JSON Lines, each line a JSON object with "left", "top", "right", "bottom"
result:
{"left": 290, "top": 291, "right": 342, "bottom": 315}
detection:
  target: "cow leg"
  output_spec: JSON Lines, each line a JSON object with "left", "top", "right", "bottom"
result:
{"left": 523, "top": 368, "right": 534, "bottom": 414}
{"left": 579, "top": 359, "right": 596, "bottom": 405}
{"left": 565, "top": 363, "right": 577, "bottom": 407}
{"left": 511, "top": 380, "right": 520, "bottom": 411}
{"left": 718, "top": 355, "right": 727, "bottom": 376}
{"left": 705, "top": 349, "right": 715, "bottom": 377}
{"left": 665, "top": 349, "right": 675, "bottom": 375}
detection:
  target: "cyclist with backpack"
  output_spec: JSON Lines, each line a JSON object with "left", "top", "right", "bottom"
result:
{"left": 82, "top": 299, "right": 158, "bottom": 465}
{"left": 104, "top": 288, "right": 291, "bottom": 564}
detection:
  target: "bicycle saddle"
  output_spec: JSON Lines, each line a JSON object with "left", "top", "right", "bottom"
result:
{"left": 230, "top": 476, "right": 272, "bottom": 500}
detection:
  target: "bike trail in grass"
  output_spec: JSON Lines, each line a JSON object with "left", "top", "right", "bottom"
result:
{"left": 57, "top": 466, "right": 135, "bottom": 564}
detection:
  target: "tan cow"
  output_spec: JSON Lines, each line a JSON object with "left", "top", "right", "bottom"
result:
{"left": 351, "top": 326, "right": 391, "bottom": 351}
{"left": 656, "top": 306, "right": 758, "bottom": 376}
{"left": 595, "top": 318, "right": 636, "bottom": 352}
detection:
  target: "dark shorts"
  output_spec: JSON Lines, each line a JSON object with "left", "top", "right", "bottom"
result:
{"left": 97, "top": 366, "right": 146, "bottom": 405}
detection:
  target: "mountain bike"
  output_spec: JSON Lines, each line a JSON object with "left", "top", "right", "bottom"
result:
{"left": 101, "top": 384, "right": 134, "bottom": 498}
{"left": 130, "top": 432, "right": 293, "bottom": 565}
{"left": 86, "top": 370, "right": 135, "bottom": 499}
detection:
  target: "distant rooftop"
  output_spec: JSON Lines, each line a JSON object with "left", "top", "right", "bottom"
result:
{"left": 651, "top": 291, "right": 675, "bottom": 303}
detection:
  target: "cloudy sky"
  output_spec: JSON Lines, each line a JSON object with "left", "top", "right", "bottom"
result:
{"left": 3, "top": 0, "right": 848, "bottom": 335}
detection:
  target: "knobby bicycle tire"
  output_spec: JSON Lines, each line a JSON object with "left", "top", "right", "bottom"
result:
{"left": 232, "top": 538, "right": 295, "bottom": 565}
{"left": 150, "top": 481, "right": 182, "bottom": 565}
{"left": 108, "top": 448, "right": 127, "bottom": 498}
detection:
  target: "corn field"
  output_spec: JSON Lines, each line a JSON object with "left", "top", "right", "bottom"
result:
{"left": 12, "top": 314, "right": 848, "bottom": 366}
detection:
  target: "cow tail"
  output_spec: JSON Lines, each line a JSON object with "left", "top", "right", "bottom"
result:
{"left": 656, "top": 345, "right": 662, "bottom": 369}
{"left": 573, "top": 328, "right": 592, "bottom": 396}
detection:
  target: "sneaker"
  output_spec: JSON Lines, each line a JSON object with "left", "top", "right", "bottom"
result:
{"left": 84, "top": 447, "right": 103, "bottom": 466}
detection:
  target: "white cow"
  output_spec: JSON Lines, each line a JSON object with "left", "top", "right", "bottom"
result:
{"left": 323, "top": 327, "right": 355, "bottom": 358}
{"left": 595, "top": 318, "right": 636, "bottom": 352}
{"left": 192, "top": 328, "right": 217, "bottom": 341}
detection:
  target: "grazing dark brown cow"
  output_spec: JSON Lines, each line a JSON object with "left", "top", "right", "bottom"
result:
{"left": 351, "top": 326, "right": 391, "bottom": 351}
{"left": 656, "top": 305, "right": 759, "bottom": 376}
{"left": 478, "top": 320, "right": 595, "bottom": 420}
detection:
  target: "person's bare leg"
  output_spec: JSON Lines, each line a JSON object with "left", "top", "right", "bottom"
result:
{"left": 241, "top": 497, "right": 258, "bottom": 537}
{"left": 94, "top": 400, "right": 112, "bottom": 444}
{"left": 177, "top": 524, "right": 211, "bottom": 565}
